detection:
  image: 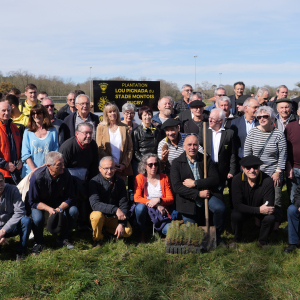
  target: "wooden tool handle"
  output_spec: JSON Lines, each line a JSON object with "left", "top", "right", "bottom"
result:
{"left": 203, "top": 122, "right": 209, "bottom": 229}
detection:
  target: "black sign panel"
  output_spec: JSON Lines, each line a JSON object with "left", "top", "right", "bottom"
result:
{"left": 93, "top": 80, "right": 160, "bottom": 112}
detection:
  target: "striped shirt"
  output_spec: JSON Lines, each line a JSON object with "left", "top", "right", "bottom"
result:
{"left": 157, "top": 133, "right": 203, "bottom": 174}
{"left": 244, "top": 127, "right": 287, "bottom": 178}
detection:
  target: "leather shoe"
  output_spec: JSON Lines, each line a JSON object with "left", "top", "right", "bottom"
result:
{"left": 284, "top": 244, "right": 297, "bottom": 254}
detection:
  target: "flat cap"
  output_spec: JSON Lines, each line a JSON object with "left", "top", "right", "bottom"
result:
{"left": 236, "top": 95, "right": 251, "bottom": 105}
{"left": 275, "top": 98, "right": 292, "bottom": 104}
{"left": 189, "top": 100, "right": 206, "bottom": 108}
{"left": 47, "top": 212, "right": 68, "bottom": 235}
{"left": 240, "top": 155, "right": 263, "bottom": 167}
{"left": 161, "top": 118, "right": 181, "bottom": 130}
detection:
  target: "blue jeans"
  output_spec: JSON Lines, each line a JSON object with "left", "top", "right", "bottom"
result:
{"left": 287, "top": 204, "right": 300, "bottom": 245}
{"left": 31, "top": 206, "right": 79, "bottom": 244}
{"left": 181, "top": 196, "right": 226, "bottom": 238}
{"left": 288, "top": 168, "right": 300, "bottom": 203}
{"left": 0, "top": 216, "right": 31, "bottom": 254}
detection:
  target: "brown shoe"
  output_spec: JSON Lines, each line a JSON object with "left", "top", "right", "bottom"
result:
{"left": 93, "top": 240, "right": 101, "bottom": 248}
{"left": 139, "top": 232, "right": 146, "bottom": 243}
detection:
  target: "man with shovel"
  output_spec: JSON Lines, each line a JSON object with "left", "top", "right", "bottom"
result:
{"left": 170, "top": 135, "right": 226, "bottom": 246}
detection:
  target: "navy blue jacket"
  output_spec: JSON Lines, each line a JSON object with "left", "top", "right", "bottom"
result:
{"left": 28, "top": 166, "right": 76, "bottom": 209}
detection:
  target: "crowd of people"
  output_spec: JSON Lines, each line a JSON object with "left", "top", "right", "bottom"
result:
{"left": 1, "top": 81, "right": 300, "bottom": 262}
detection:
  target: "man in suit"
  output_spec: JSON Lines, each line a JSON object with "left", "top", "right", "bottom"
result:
{"left": 60, "top": 94, "right": 100, "bottom": 143}
{"left": 170, "top": 135, "right": 226, "bottom": 246}
{"left": 228, "top": 81, "right": 245, "bottom": 115}
{"left": 198, "top": 108, "right": 237, "bottom": 193}
{"left": 230, "top": 97, "right": 260, "bottom": 159}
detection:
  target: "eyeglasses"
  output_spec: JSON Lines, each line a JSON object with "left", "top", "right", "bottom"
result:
{"left": 78, "top": 131, "right": 93, "bottom": 136}
{"left": 192, "top": 107, "right": 203, "bottom": 110}
{"left": 249, "top": 106, "right": 259, "bottom": 109}
{"left": 216, "top": 94, "right": 226, "bottom": 97}
{"left": 245, "top": 165, "right": 260, "bottom": 170}
{"left": 263, "top": 98, "right": 269, "bottom": 100}
{"left": 209, "top": 117, "right": 220, "bottom": 121}
{"left": 184, "top": 89, "right": 193, "bottom": 92}
{"left": 100, "top": 166, "right": 115, "bottom": 171}
{"left": 32, "top": 112, "right": 43, "bottom": 116}
{"left": 44, "top": 104, "right": 54, "bottom": 109}
{"left": 124, "top": 111, "right": 135, "bottom": 116}
{"left": 68, "top": 98, "right": 76, "bottom": 102}
{"left": 77, "top": 102, "right": 90, "bottom": 107}
{"left": 257, "top": 115, "right": 270, "bottom": 120}
{"left": 147, "top": 162, "right": 158, "bottom": 168}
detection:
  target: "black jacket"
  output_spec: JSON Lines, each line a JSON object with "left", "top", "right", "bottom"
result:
{"left": 274, "top": 113, "right": 297, "bottom": 129}
{"left": 170, "top": 152, "right": 221, "bottom": 215}
{"left": 132, "top": 124, "right": 161, "bottom": 162}
{"left": 198, "top": 127, "right": 237, "bottom": 181}
{"left": 178, "top": 109, "right": 210, "bottom": 130}
{"left": 57, "top": 104, "right": 70, "bottom": 120}
{"left": 89, "top": 173, "right": 129, "bottom": 226}
{"left": 60, "top": 112, "right": 100, "bottom": 143}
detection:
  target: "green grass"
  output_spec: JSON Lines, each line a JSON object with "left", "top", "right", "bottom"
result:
{"left": 0, "top": 188, "right": 299, "bottom": 299}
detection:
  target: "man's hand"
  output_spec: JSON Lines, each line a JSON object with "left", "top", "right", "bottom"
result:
{"left": 0, "top": 228, "right": 6, "bottom": 239}
{"left": 286, "top": 162, "right": 294, "bottom": 179}
{"left": 199, "top": 190, "right": 210, "bottom": 198}
{"left": 183, "top": 179, "right": 196, "bottom": 188}
{"left": 146, "top": 198, "right": 160, "bottom": 208}
{"left": 161, "top": 149, "right": 169, "bottom": 162}
{"left": 157, "top": 205, "right": 167, "bottom": 216}
{"left": 6, "top": 162, "right": 16, "bottom": 172}
{"left": 48, "top": 207, "right": 57, "bottom": 215}
{"left": 116, "top": 208, "right": 126, "bottom": 220}
{"left": 227, "top": 173, "right": 234, "bottom": 179}
{"left": 114, "top": 224, "right": 125, "bottom": 239}
{"left": 260, "top": 204, "right": 275, "bottom": 215}
{"left": 271, "top": 172, "right": 281, "bottom": 187}
{"left": 116, "top": 164, "right": 126, "bottom": 172}
{"left": 0, "top": 237, "right": 9, "bottom": 245}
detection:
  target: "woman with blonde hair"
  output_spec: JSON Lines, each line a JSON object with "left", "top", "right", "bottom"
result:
{"left": 96, "top": 102, "right": 133, "bottom": 181}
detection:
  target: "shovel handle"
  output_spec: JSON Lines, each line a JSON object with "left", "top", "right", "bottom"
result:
{"left": 203, "top": 122, "right": 209, "bottom": 229}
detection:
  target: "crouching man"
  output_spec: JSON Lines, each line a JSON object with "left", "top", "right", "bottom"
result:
{"left": 0, "top": 171, "right": 31, "bottom": 261}
{"left": 28, "top": 151, "right": 79, "bottom": 254}
{"left": 89, "top": 156, "right": 132, "bottom": 248}
{"left": 230, "top": 155, "right": 275, "bottom": 248}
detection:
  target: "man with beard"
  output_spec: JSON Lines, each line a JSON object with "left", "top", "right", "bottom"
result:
{"left": 152, "top": 96, "right": 177, "bottom": 126}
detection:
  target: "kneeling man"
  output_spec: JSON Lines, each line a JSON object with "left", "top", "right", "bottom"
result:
{"left": 28, "top": 151, "right": 79, "bottom": 253}
{"left": 89, "top": 156, "right": 132, "bottom": 247}
{"left": 0, "top": 171, "right": 31, "bottom": 260}
{"left": 231, "top": 155, "right": 275, "bottom": 247}
{"left": 170, "top": 135, "right": 226, "bottom": 245}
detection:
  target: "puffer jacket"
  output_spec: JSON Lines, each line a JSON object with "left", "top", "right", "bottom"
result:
{"left": 132, "top": 124, "right": 161, "bottom": 162}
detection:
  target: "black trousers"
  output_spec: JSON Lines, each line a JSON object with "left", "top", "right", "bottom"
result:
{"left": 231, "top": 210, "right": 275, "bottom": 244}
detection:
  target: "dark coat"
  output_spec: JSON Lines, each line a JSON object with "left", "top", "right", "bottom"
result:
{"left": 274, "top": 113, "right": 297, "bottom": 129}
{"left": 170, "top": 151, "right": 221, "bottom": 215}
{"left": 228, "top": 94, "right": 237, "bottom": 115}
{"left": 230, "top": 116, "right": 259, "bottom": 158}
{"left": 89, "top": 173, "right": 129, "bottom": 226}
{"left": 178, "top": 109, "right": 210, "bottom": 130}
{"left": 57, "top": 104, "right": 70, "bottom": 120}
{"left": 60, "top": 112, "right": 100, "bottom": 143}
{"left": 198, "top": 127, "right": 237, "bottom": 181}
{"left": 132, "top": 124, "right": 161, "bottom": 162}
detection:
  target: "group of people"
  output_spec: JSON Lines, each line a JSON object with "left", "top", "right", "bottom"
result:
{"left": 1, "top": 81, "right": 300, "bottom": 262}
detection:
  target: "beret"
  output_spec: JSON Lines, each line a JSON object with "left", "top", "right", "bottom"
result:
{"left": 240, "top": 155, "right": 263, "bottom": 167}
{"left": 161, "top": 118, "right": 181, "bottom": 130}
{"left": 275, "top": 98, "right": 292, "bottom": 104}
{"left": 189, "top": 100, "right": 206, "bottom": 108}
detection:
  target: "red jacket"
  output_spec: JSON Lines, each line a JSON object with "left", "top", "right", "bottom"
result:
{"left": 0, "top": 121, "right": 21, "bottom": 177}
{"left": 134, "top": 173, "right": 174, "bottom": 206}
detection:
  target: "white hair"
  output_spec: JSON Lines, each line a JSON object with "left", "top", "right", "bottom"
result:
{"left": 45, "top": 151, "right": 63, "bottom": 166}
{"left": 256, "top": 87, "right": 270, "bottom": 97}
{"left": 211, "top": 108, "right": 225, "bottom": 126}
{"left": 75, "top": 94, "right": 90, "bottom": 104}
{"left": 216, "top": 96, "right": 231, "bottom": 107}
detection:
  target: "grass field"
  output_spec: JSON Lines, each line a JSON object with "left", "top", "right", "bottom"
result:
{"left": 0, "top": 188, "right": 299, "bottom": 299}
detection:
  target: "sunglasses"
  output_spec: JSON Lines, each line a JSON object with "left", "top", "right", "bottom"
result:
{"left": 245, "top": 165, "right": 260, "bottom": 170}
{"left": 147, "top": 162, "right": 158, "bottom": 168}
{"left": 257, "top": 115, "right": 269, "bottom": 120}
{"left": 32, "top": 112, "right": 43, "bottom": 116}
{"left": 44, "top": 104, "right": 54, "bottom": 109}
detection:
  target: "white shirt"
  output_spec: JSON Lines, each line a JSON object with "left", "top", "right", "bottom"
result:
{"left": 147, "top": 180, "right": 163, "bottom": 200}
{"left": 109, "top": 127, "right": 121, "bottom": 164}
{"left": 209, "top": 126, "right": 225, "bottom": 163}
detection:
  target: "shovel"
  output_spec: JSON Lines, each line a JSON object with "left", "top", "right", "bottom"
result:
{"left": 201, "top": 121, "right": 217, "bottom": 251}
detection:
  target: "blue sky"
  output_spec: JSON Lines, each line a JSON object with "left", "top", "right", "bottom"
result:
{"left": 1, "top": 0, "right": 300, "bottom": 91}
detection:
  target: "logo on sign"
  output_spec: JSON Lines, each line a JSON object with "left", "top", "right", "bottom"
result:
{"left": 98, "top": 96, "right": 109, "bottom": 111}
{"left": 99, "top": 83, "right": 108, "bottom": 93}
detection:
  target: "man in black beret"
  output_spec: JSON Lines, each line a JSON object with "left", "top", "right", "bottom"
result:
{"left": 158, "top": 118, "right": 203, "bottom": 177}
{"left": 235, "top": 94, "right": 250, "bottom": 117}
{"left": 183, "top": 100, "right": 208, "bottom": 134}
{"left": 230, "top": 155, "right": 275, "bottom": 248}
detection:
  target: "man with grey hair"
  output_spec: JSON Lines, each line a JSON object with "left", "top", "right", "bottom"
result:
{"left": 60, "top": 94, "right": 100, "bottom": 143}
{"left": 57, "top": 92, "right": 77, "bottom": 120}
{"left": 198, "top": 108, "right": 237, "bottom": 192}
{"left": 230, "top": 98, "right": 259, "bottom": 159}
{"left": 28, "top": 151, "right": 78, "bottom": 254}
{"left": 174, "top": 84, "right": 193, "bottom": 114}
{"left": 89, "top": 156, "right": 132, "bottom": 248}
{"left": 256, "top": 87, "right": 270, "bottom": 106}
{"left": 216, "top": 96, "right": 238, "bottom": 129}
{"left": 274, "top": 98, "right": 297, "bottom": 132}
{"left": 206, "top": 87, "right": 227, "bottom": 112}
{"left": 152, "top": 96, "right": 178, "bottom": 127}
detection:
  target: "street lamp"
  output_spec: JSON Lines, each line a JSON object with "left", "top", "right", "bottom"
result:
{"left": 90, "top": 67, "right": 92, "bottom": 100}
{"left": 219, "top": 73, "right": 222, "bottom": 86}
{"left": 194, "top": 56, "right": 197, "bottom": 89}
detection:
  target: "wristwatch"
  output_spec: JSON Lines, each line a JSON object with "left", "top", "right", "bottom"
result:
{"left": 58, "top": 207, "right": 63, "bottom": 212}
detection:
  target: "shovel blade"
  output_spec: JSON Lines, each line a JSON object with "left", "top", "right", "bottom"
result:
{"left": 201, "top": 226, "right": 217, "bottom": 251}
